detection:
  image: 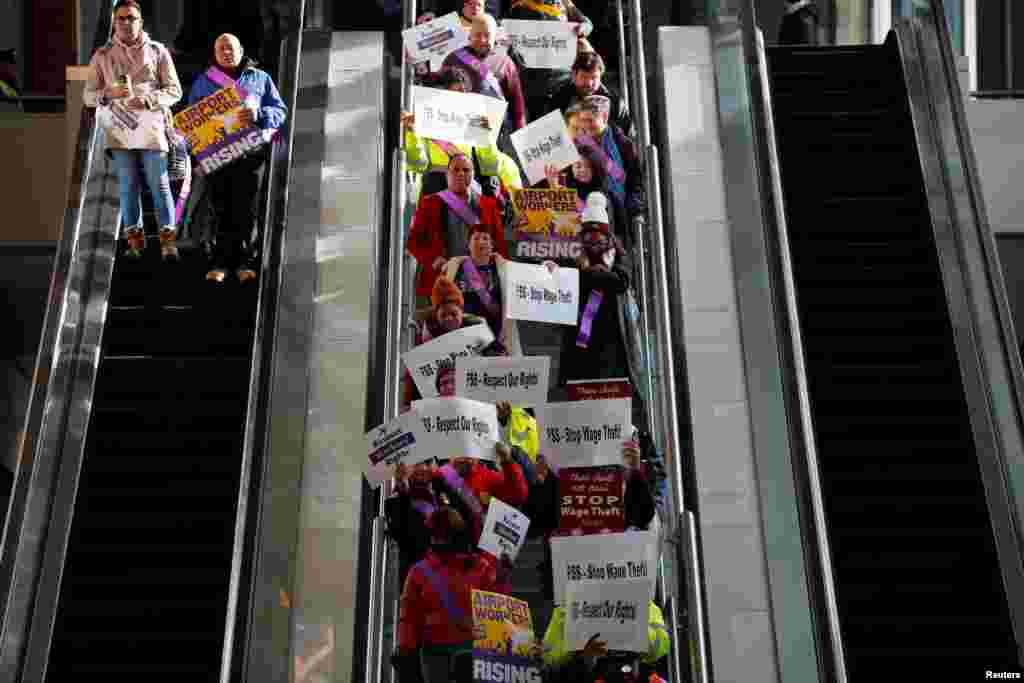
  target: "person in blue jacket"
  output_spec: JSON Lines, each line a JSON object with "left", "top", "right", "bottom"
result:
{"left": 188, "top": 33, "right": 287, "bottom": 284}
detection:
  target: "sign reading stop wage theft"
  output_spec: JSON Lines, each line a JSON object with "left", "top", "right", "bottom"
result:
{"left": 558, "top": 466, "right": 626, "bottom": 534}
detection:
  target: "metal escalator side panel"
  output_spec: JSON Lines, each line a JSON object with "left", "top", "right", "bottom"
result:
{"left": 892, "top": 13, "right": 1024, "bottom": 659}
{"left": 0, "top": 111, "right": 121, "bottom": 682}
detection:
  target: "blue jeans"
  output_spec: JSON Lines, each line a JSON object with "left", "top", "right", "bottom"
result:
{"left": 111, "top": 149, "right": 174, "bottom": 229}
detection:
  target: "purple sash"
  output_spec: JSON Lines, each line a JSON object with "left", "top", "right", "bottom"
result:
{"left": 411, "top": 496, "right": 437, "bottom": 520}
{"left": 438, "top": 190, "right": 480, "bottom": 226}
{"left": 454, "top": 49, "right": 503, "bottom": 99}
{"left": 576, "top": 290, "right": 604, "bottom": 348}
{"left": 205, "top": 66, "right": 245, "bottom": 94}
{"left": 174, "top": 172, "right": 192, "bottom": 226}
{"left": 461, "top": 258, "right": 501, "bottom": 318}
{"left": 438, "top": 464, "right": 484, "bottom": 528}
{"left": 576, "top": 135, "right": 626, "bottom": 184}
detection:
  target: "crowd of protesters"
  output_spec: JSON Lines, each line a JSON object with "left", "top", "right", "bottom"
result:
{"left": 391, "top": 2, "right": 674, "bottom": 682}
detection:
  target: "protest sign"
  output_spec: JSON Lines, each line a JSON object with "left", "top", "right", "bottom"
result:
{"left": 565, "top": 578, "right": 650, "bottom": 653}
{"left": 503, "top": 261, "right": 579, "bottom": 327}
{"left": 502, "top": 19, "right": 578, "bottom": 70}
{"left": 413, "top": 397, "right": 500, "bottom": 462}
{"left": 478, "top": 497, "right": 531, "bottom": 561}
{"left": 537, "top": 398, "right": 631, "bottom": 469}
{"left": 404, "top": 324, "right": 496, "bottom": 398}
{"left": 510, "top": 188, "right": 582, "bottom": 260}
{"left": 456, "top": 356, "right": 550, "bottom": 408}
{"left": 549, "top": 530, "right": 658, "bottom": 605}
{"left": 510, "top": 110, "right": 578, "bottom": 186}
{"left": 413, "top": 85, "right": 507, "bottom": 148}
{"left": 565, "top": 378, "right": 633, "bottom": 402}
{"left": 364, "top": 411, "right": 429, "bottom": 488}
{"left": 472, "top": 590, "right": 541, "bottom": 683}
{"left": 402, "top": 12, "right": 468, "bottom": 69}
{"left": 558, "top": 466, "right": 626, "bottom": 535}
{"left": 174, "top": 84, "right": 273, "bottom": 176}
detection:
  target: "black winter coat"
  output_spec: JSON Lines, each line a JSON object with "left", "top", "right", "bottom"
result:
{"left": 778, "top": 2, "right": 819, "bottom": 45}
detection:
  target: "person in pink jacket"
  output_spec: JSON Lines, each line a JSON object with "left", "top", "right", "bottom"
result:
{"left": 84, "top": 0, "right": 182, "bottom": 260}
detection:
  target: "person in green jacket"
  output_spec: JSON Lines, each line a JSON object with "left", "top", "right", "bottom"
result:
{"left": 542, "top": 599, "right": 670, "bottom": 682}
{"left": 400, "top": 68, "right": 523, "bottom": 202}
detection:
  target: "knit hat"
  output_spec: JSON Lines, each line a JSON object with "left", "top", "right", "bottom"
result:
{"left": 432, "top": 276, "right": 465, "bottom": 309}
{"left": 580, "top": 192, "right": 610, "bottom": 233}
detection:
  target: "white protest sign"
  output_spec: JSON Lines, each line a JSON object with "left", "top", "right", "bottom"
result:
{"left": 413, "top": 397, "right": 501, "bottom": 462}
{"left": 478, "top": 497, "right": 531, "bottom": 561}
{"left": 402, "top": 13, "right": 468, "bottom": 69}
{"left": 550, "top": 530, "right": 658, "bottom": 606}
{"left": 503, "top": 19, "right": 578, "bottom": 70}
{"left": 509, "top": 110, "right": 579, "bottom": 186}
{"left": 537, "top": 398, "right": 631, "bottom": 469}
{"left": 404, "top": 323, "right": 496, "bottom": 398}
{"left": 503, "top": 261, "right": 579, "bottom": 326}
{"left": 364, "top": 411, "right": 430, "bottom": 488}
{"left": 413, "top": 85, "right": 507, "bottom": 148}
{"left": 456, "top": 355, "right": 550, "bottom": 408}
{"left": 565, "top": 578, "right": 650, "bottom": 653}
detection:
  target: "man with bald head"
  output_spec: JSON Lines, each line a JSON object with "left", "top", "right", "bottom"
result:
{"left": 188, "top": 33, "right": 287, "bottom": 283}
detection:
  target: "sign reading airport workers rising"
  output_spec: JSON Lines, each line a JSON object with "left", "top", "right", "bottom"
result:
{"left": 174, "top": 85, "right": 273, "bottom": 175}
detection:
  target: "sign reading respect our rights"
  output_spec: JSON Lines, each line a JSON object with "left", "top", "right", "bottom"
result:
{"left": 502, "top": 261, "right": 579, "bottom": 327}
{"left": 537, "top": 398, "right": 631, "bottom": 470}
{"left": 455, "top": 356, "right": 550, "bottom": 408}
{"left": 566, "top": 578, "right": 650, "bottom": 653}
{"left": 412, "top": 397, "right": 500, "bottom": 462}
{"left": 413, "top": 85, "right": 507, "bottom": 148}
{"left": 502, "top": 19, "right": 579, "bottom": 70}
{"left": 401, "top": 12, "right": 468, "bottom": 69}
{"left": 509, "top": 110, "right": 578, "bottom": 187}
{"left": 403, "top": 324, "right": 496, "bottom": 398}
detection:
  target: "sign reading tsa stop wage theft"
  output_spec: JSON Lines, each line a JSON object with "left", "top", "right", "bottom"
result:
{"left": 404, "top": 323, "right": 496, "bottom": 399}
{"left": 174, "top": 78, "right": 274, "bottom": 176}
{"left": 510, "top": 110, "right": 579, "bottom": 187}
{"left": 510, "top": 188, "right": 582, "bottom": 260}
{"left": 537, "top": 398, "right": 631, "bottom": 470}
{"left": 456, "top": 355, "right": 550, "bottom": 408}
{"left": 502, "top": 261, "right": 579, "bottom": 327}
{"left": 413, "top": 85, "right": 507, "bottom": 148}
{"left": 472, "top": 590, "right": 541, "bottom": 683}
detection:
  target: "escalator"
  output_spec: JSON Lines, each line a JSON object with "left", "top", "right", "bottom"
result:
{"left": 44, "top": 247, "right": 256, "bottom": 677}
{"left": 766, "top": 41, "right": 1020, "bottom": 676}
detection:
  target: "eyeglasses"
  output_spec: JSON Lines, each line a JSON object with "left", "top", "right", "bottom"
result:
{"left": 115, "top": 15, "right": 141, "bottom": 23}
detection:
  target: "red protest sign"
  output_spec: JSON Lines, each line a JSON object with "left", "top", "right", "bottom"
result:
{"left": 558, "top": 466, "right": 626, "bottom": 534}
{"left": 565, "top": 378, "right": 632, "bottom": 402}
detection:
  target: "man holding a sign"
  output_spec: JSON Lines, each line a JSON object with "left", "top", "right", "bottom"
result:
{"left": 185, "top": 33, "right": 287, "bottom": 284}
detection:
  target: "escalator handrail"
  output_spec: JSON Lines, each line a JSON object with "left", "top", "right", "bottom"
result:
{"left": 0, "top": 106, "right": 121, "bottom": 681}
{"left": 219, "top": 17, "right": 307, "bottom": 682}
{"left": 891, "top": 3, "right": 1024, "bottom": 650}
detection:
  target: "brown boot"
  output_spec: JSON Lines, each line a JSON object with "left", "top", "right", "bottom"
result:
{"left": 124, "top": 227, "right": 145, "bottom": 258}
{"left": 159, "top": 227, "right": 179, "bottom": 261}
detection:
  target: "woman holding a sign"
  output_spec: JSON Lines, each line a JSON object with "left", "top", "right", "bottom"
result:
{"left": 443, "top": 223, "right": 522, "bottom": 354}
{"left": 84, "top": 0, "right": 182, "bottom": 260}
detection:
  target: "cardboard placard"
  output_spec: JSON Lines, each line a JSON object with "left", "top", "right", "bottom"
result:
{"left": 404, "top": 324, "right": 496, "bottom": 399}
{"left": 502, "top": 261, "right": 579, "bottom": 327}
{"left": 537, "top": 398, "right": 631, "bottom": 469}
{"left": 413, "top": 85, "right": 507, "bottom": 147}
{"left": 364, "top": 411, "right": 430, "bottom": 488}
{"left": 174, "top": 85, "right": 273, "bottom": 175}
{"left": 472, "top": 591, "right": 541, "bottom": 683}
{"left": 565, "top": 378, "right": 633, "bottom": 402}
{"left": 413, "top": 397, "right": 500, "bottom": 462}
{"left": 502, "top": 19, "right": 579, "bottom": 70}
{"left": 558, "top": 466, "right": 626, "bottom": 534}
{"left": 510, "top": 188, "right": 582, "bottom": 261}
{"left": 509, "top": 110, "right": 578, "bottom": 186}
{"left": 402, "top": 12, "right": 468, "bottom": 69}
{"left": 456, "top": 356, "right": 550, "bottom": 408}
{"left": 549, "top": 530, "right": 658, "bottom": 606}
{"left": 565, "top": 578, "right": 650, "bottom": 653}
{"left": 478, "top": 497, "right": 531, "bottom": 561}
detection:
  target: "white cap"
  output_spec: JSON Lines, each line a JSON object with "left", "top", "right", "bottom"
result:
{"left": 581, "top": 191, "right": 609, "bottom": 225}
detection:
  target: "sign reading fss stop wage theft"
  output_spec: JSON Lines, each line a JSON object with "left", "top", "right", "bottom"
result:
{"left": 549, "top": 530, "right": 658, "bottom": 606}
{"left": 404, "top": 324, "right": 496, "bottom": 399}
{"left": 502, "top": 261, "right": 579, "bottom": 326}
{"left": 456, "top": 355, "right": 550, "bottom": 408}
{"left": 537, "top": 398, "right": 631, "bottom": 470}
